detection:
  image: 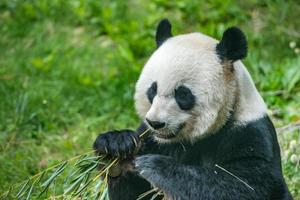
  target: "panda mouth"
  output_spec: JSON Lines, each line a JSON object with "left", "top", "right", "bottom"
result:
{"left": 154, "top": 123, "right": 185, "bottom": 139}
{"left": 155, "top": 132, "right": 177, "bottom": 139}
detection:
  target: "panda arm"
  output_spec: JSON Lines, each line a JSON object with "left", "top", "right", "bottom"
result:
{"left": 96, "top": 123, "right": 160, "bottom": 200}
{"left": 135, "top": 154, "right": 275, "bottom": 200}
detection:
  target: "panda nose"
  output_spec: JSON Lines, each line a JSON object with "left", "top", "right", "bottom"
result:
{"left": 146, "top": 118, "right": 165, "bottom": 130}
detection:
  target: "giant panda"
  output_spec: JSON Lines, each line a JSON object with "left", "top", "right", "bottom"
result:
{"left": 93, "top": 19, "right": 293, "bottom": 200}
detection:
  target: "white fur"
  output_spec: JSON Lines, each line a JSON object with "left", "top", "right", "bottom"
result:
{"left": 134, "top": 32, "right": 267, "bottom": 143}
{"left": 233, "top": 61, "right": 267, "bottom": 123}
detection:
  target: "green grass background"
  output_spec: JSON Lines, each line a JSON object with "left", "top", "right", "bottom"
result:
{"left": 0, "top": 0, "right": 300, "bottom": 199}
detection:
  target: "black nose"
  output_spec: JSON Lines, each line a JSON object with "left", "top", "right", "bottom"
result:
{"left": 146, "top": 119, "right": 165, "bottom": 130}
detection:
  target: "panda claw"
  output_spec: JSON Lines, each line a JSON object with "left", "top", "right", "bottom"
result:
{"left": 93, "top": 129, "right": 140, "bottom": 159}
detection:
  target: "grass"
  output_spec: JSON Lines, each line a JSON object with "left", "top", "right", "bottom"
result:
{"left": 0, "top": 0, "right": 299, "bottom": 199}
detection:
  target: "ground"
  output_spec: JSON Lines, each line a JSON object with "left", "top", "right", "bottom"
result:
{"left": 0, "top": 0, "right": 299, "bottom": 199}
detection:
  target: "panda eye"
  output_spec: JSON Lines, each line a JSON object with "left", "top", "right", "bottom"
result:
{"left": 175, "top": 85, "right": 195, "bottom": 110}
{"left": 146, "top": 82, "right": 157, "bottom": 103}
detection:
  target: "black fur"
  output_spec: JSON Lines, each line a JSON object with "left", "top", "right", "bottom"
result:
{"left": 146, "top": 82, "right": 157, "bottom": 104}
{"left": 216, "top": 27, "right": 248, "bottom": 62}
{"left": 95, "top": 116, "right": 292, "bottom": 200}
{"left": 175, "top": 85, "right": 196, "bottom": 110}
{"left": 156, "top": 19, "right": 172, "bottom": 47}
{"left": 93, "top": 130, "right": 140, "bottom": 158}
{"left": 108, "top": 171, "right": 151, "bottom": 200}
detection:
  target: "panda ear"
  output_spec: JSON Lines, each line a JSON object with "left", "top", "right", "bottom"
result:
{"left": 216, "top": 27, "right": 248, "bottom": 62}
{"left": 156, "top": 18, "right": 173, "bottom": 47}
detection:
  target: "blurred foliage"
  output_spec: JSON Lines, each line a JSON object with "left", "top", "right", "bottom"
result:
{"left": 0, "top": 0, "right": 299, "bottom": 199}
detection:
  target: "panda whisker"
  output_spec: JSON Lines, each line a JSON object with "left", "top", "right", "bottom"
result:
{"left": 179, "top": 141, "right": 187, "bottom": 152}
{"left": 170, "top": 129, "right": 177, "bottom": 136}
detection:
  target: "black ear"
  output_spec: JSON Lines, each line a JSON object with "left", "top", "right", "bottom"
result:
{"left": 156, "top": 18, "right": 173, "bottom": 47}
{"left": 216, "top": 27, "right": 247, "bottom": 62}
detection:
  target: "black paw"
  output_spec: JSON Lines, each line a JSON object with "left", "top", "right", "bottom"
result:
{"left": 135, "top": 154, "right": 174, "bottom": 184}
{"left": 93, "top": 130, "right": 140, "bottom": 158}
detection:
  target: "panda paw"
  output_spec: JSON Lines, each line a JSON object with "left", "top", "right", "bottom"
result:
{"left": 93, "top": 130, "right": 140, "bottom": 158}
{"left": 135, "top": 154, "right": 175, "bottom": 186}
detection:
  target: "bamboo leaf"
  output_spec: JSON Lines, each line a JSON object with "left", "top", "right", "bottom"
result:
{"left": 16, "top": 179, "right": 30, "bottom": 198}
{"left": 75, "top": 156, "right": 99, "bottom": 166}
{"left": 64, "top": 168, "right": 81, "bottom": 185}
{"left": 99, "top": 187, "right": 108, "bottom": 200}
{"left": 80, "top": 162, "right": 99, "bottom": 174}
{"left": 94, "top": 179, "right": 106, "bottom": 199}
{"left": 36, "top": 171, "right": 46, "bottom": 184}
{"left": 38, "top": 161, "right": 68, "bottom": 197}
{"left": 25, "top": 182, "right": 35, "bottom": 200}
{"left": 74, "top": 179, "right": 93, "bottom": 196}
{"left": 64, "top": 175, "right": 85, "bottom": 194}
{"left": 74, "top": 155, "right": 89, "bottom": 166}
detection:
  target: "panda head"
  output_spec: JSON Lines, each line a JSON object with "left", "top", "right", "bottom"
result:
{"left": 135, "top": 19, "right": 261, "bottom": 143}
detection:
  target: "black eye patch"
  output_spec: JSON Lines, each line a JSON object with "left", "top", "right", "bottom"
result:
{"left": 146, "top": 82, "right": 157, "bottom": 103}
{"left": 175, "top": 85, "right": 195, "bottom": 110}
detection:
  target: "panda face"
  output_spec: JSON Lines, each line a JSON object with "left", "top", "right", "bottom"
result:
{"left": 135, "top": 32, "right": 238, "bottom": 143}
{"left": 134, "top": 19, "right": 252, "bottom": 143}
